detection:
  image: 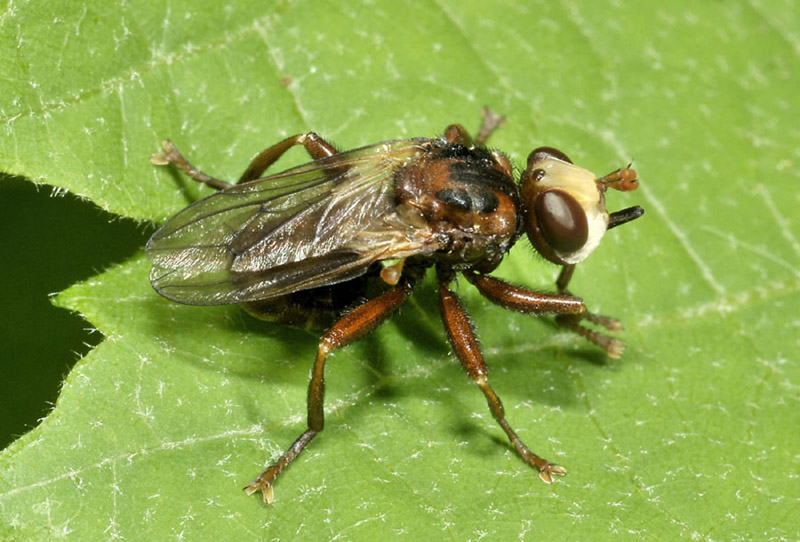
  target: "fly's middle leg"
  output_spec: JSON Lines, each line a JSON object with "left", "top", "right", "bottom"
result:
{"left": 437, "top": 279, "right": 566, "bottom": 483}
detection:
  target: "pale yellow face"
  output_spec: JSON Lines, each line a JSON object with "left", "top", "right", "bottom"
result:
{"left": 530, "top": 155, "right": 609, "bottom": 265}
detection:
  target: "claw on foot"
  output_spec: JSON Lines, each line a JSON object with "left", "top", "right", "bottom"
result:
{"left": 604, "top": 338, "right": 625, "bottom": 359}
{"left": 538, "top": 462, "right": 567, "bottom": 484}
{"left": 244, "top": 478, "right": 274, "bottom": 504}
{"left": 150, "top": 140, "right": 177, "bottom": 166}
{"left": 556, "top": 313, "right": 626, "bottom": 358}
{"left": 150, "top": 153, "right": 169, "bottom": 166}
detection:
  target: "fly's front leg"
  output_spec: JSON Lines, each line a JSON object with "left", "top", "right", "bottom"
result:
{"left": 444, "top": 123, "right": 475, "bottom": 146}
{"left": 465, "top": 272, "right": 586, "bottom": 316}
{"left": 474, "top": 107, "right": 506, "bottom": 146}
{"left": 555, "top": 264, "right": 625, "bottom": 358}
{"left": 244, "top": 281, "right": 415, "bottom": 503}
{"left": 467, "top": 271, "right": 623, "bottom": 357}
{"left": 437, "top": 279, "right": 565, "bottom": 483}
{"left": 150, "top": 132, "right": 338, "bottom": 190}
{"left": 444, "top": 107, "right": 506, "bottom": 147}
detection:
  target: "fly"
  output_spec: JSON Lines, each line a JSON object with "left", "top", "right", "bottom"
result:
{"left": 146, "top": 109, "right": 644, "bottom": 503}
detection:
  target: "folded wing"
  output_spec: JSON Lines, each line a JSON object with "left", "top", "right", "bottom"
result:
{"left": 147, "top": 139, "right": 436, "bottom": 305}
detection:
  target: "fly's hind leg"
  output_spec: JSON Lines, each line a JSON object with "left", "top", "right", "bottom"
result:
{"left": 150, "top": 133, "right": 339, "bottom": 190}
{"left": 150, "top": 141, "right": 231, "bottom": 190}
{"left": 236, "top": 133, "right": 337, "bottom": 184}
{"left": 437, "top": 279, "right": 565, "bottom": 483}
{"left": 244, "top": 280, "right": 416, "bottom": 503}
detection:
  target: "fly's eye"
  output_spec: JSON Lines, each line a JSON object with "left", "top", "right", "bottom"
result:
{"left": 528, "top": 147, "right": 573, "bottom": 167}
{"left": 533, "top": 190, "right": 588, "bottom": 253}
{"left": 521, "top": 147, "right": 614, "bottom": 265}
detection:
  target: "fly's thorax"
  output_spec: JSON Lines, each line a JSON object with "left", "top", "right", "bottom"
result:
{"left": 520, "top": 147, "right": 610, "bottom": 265}
{"left": 393, "top": 141, "right": 519, "bottom": 266}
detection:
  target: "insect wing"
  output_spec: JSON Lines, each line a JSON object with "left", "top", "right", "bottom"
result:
{"left": 147, "top": 139, "right": 431, "bottom": 305}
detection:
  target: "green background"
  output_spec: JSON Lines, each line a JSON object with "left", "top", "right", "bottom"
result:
{"left": 1, "top": 0, "right": 798, "bottom": 540}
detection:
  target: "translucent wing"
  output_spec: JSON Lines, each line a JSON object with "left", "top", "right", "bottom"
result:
{"left": 147, "top": 139, "right": 437, "bottom": 305}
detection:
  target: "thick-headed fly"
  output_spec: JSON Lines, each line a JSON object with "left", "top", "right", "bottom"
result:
{"left": 147, "top": 109, "right": 643, "bottom": 503}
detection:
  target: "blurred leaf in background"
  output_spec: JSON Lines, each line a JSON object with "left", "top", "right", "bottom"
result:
{"left": 1, "top": 0, "right": 798, "bottom": 540}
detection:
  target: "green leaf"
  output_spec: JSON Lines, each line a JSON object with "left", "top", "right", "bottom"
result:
{"left": 2, "top": 0, "right": 799, "bottom": 540}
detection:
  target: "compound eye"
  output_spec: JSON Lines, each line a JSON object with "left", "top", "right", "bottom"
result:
{"left": 534, "top": 190, "right": 588, "bottom": 253}
{"left": 528, "top": 146, "right": 573, "bottom": 167}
